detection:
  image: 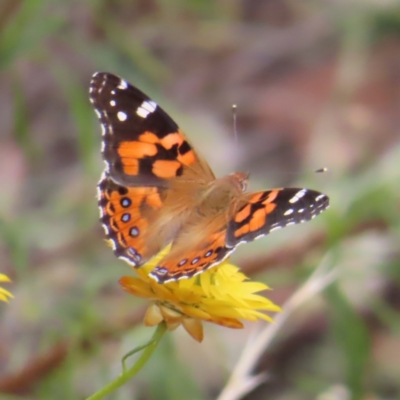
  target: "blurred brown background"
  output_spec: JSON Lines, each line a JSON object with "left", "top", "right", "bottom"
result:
{"left": 0, "top": 1, "right": 399, "bottom": 399}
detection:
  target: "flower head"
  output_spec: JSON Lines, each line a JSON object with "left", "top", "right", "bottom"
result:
{"left": 119, "top": 247, "right": 280, "bottom": 342}
{"left": 0, "top": 274, "right": 13, "bottom": 302}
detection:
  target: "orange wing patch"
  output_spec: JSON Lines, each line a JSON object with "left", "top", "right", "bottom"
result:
{"left": 177, "top": 148, "right": 196, "bottom": 167}
{"left": 264, "top": 202, "right": 276, "bottom": 214}
{"left": 233, "top": 190, "right": 279, "bottom": 239}
{"left": 233, "top": 224, "right": 249, "bottom": 238}
{"left": 152, "top": 160, "right": 182, "bottom": 179}
{"left": 248, "top": 189, "right": 280, "bottom": 204}
{"left": 139, "top": 131, "right": 160, "bottom": 144}
{"left": 234, "top": 204, "right": 251, "bottom": 223}
{"left": 117, "top": 141, "right": 156, "bottom": 176}
{"left": 249, "top": 208, "right": 266, "bottom": 231}
{"left": 160, "top": 132, "right": 184, "bottom": 149}
{"left": 119, "top": 158, "right": 139, "bottom": 175}
{"left": 118, "top": 141, "right": 158, "bottom": 158}
{"left": 117, "top": 130, "right": 198, "bottom": 177}
{"left": 139, "top": 131, "right": 185, "bottom": 150}
{"left": 262, "top": 189, "right": 280, "bottom": 204}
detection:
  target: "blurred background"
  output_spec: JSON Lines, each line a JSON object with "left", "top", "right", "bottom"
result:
{"left": 0, "top": 0, "right": 399, "bottom": 399}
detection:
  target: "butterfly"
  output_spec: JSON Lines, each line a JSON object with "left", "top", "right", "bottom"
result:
{"left": 89, "top": 72, "right": 329, "bottom": 284}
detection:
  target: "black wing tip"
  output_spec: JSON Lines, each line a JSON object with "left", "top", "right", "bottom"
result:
{"left": 91, "top": 71, "right": 117, "bottom": 79}
{"left": 89, "top": 72, "right": 124, "bottom": 90}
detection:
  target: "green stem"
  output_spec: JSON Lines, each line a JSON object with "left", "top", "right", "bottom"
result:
{"left": 86, "top": 323, "right": 167, "bottom": 400}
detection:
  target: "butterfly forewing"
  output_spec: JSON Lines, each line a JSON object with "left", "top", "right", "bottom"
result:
{"left": 227, "top": 188, "right": 329, "bottom": 246}
{"left": 89, "top": 72, "right": 211, "bottom": 187}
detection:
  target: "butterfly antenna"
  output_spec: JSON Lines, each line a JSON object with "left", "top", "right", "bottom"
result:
{"left": 273, "top": 167, "right": 329, "bottom": 179}
{"left": 232, "top": 104, "right": 238, "bottom": 151}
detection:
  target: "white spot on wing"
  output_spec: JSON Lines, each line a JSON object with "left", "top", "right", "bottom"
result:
{"left": 284, "top": 209, "right": 293, "bottom": 216}
{"left": 289, "top": 189, "right": 307, "bottom": 204}
{"left": 118, "top": 79, "right": 128, "bottom": 89}
{"left": 136, "top": 107, "right": 148, "bottom": 118}
{"left": 102, "top": 224, "right": 109, "bottom": 235}
{"left": 298, "top": 208, "right": 304, "bottom": 213}
{"left": 136, "top": 100, "right": 157, "bottom": 118}
{"left": 143, "top": 100, "right": 157, "bottom": 112}
{"left": 110, "top": 100, "right": 116, "bottom": 106}
{"left": 270, "top": 226, "right": 282, "bottom": 232}
{"left": 117, "top": 111, "right": 127, "bottom": 121}
{"left": 100, "top": 78, "right": 106, "bottom": 91}
{"left": 316, "top": 194, "right": 326, "bottom": 201}
{"left": 94, "top": 109, "right": 102, "bottom": 119}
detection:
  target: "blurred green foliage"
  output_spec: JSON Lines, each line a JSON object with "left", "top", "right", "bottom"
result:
{"left": 0, "top": 0, "right": 400, "bottom": 399}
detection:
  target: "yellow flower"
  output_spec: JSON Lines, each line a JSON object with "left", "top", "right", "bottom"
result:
{"left": 0, "top": 274, "right": 13, "bottom": 302}
{"left": 119, "top": 247, "right": 280, "bottom": 342}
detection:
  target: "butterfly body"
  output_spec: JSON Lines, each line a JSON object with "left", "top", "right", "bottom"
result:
{"left": 90, "top": 72, "right": 329, "bottom": 283}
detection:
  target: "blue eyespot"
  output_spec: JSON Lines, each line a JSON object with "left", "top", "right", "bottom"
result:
{"left": 121, "top": 198, "right": 131, "bottom": 208}
{"left": 130, "top": 226, "right": 139, "bottom": 237}
{"left": 121, "top": 213, "right": 131, "bottom": 222}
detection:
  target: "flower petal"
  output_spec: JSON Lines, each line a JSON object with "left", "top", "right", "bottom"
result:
{"left": 181, "top": 304, "right": 212, "bottom": 320}
{"left": 0, "top": 275, "right": 12, "bottom": 302}
{"left": 119, "top": 246, "right": 280, "bottom": 341}
{"left": 182, "top": 318, "right": 203, "bottom": 342}
{"left": 159, "top": 304, "right": 184, "bottom": 325}
{"left": 0, "top": 274, "right": 11, "bottom": 283}
{"left": 144, "top": 303, "right": 164, "bottom": 326}
{"left": 119, "top": 276, "right": 155, "bottom": 298}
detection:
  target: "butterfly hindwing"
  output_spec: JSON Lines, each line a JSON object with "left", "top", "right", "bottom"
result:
{"left": 227, "top": 188, "right": 329, "bottom": 246}
{"left": 90, "top": 72, "right": 213, "bottom": 187}
{"left": 98, "top": 173, "right": 166, "bottom": 266}
{"left": 149, "top": 230, "right": 232, "bottom": 283}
